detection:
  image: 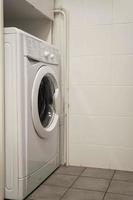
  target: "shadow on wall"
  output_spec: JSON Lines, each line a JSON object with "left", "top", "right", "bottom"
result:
{"left": 4, "top": 18, "right": 52, "bottom": 41}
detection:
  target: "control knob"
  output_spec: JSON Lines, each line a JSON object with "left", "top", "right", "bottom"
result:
{"left": 44, "top": 51, "right": 50, "bottom": 58}
{"left": 50, "top": 54, "right": 55, "bottom": 59}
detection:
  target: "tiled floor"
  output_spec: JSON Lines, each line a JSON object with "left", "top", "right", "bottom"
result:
{"left": 27, "top": 166, "right": 133, "bottom": 200}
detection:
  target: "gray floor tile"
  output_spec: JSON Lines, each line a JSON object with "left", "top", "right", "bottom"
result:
{"left": 104, "top": 193, "right": 133, "bottom": 200}
{"left": 28, "top": 185, "right": 67, "bottom": 200}
{"left": 55, "top": 165, "right": 85, "bottom": 176}
{"left": 108, "top": 180, "right": 133, "bottom": 196}
{"left": 81, "top": 167, "right": 114, "bottom": 179}
{"left": 62, "top": 188, "right": 104, "bottom": 200}
{"left": 44, "top": 174, "right": 77, "bottom": 188}
{"left": 113, "top": 171, "right": 133, "bottom": 182}
{"left": 72, "top": 177, "right": 110, "bottom": 192}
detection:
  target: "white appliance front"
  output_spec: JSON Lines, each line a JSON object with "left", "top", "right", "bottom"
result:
{"left": 26, "top": 60, "right": 60, "bottom": 176}
{"left": 4, "top": 28, "right": 60, "bottom": 200}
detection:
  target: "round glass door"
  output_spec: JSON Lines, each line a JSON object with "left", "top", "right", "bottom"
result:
{"left": 38, "top": 75, "right": 55, "bottom": 128}
{"left": 32, "top": 66, "right": 59, "bottom": 138}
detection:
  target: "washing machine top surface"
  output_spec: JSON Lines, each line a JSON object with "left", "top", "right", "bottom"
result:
{"left": 5, "top": 27, "right": 60, "bottom": 65}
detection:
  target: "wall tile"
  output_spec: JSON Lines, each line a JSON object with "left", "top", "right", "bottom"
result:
{"left": 69, "top": 26, "right": 112, "bottom": 56}
{"left": 68, "top": 144, "right": 111, "bottom": 168}
{"left": 69, "top": 115, "right": 133, "bottom": 147}
{"left": 69, "top": 56, "right": 112, "bottom": 85}
{"left": 85, "top": 26, "right": 112, "bottom": 56}
{"left": 112, "top": 24, "right": 133, "bottom": 54}
{"left": 68, "top": 144, "right": 133, "bottom": 171}
{"left": 110, "top": 147, "right": 133, "bottom": 171}
{"left": 69, "top": 86, "right": 133, "bottom": 116}
{"left": 112, "top": 86, "right": 133, "bottom": 116}
{"left": 112, "top": 55, "right": 133, "bottom": 85}
{"left": 84, "top": 0, "right": 113, "bottom": 25}
{"left": 64, "top": 0, "right": 86, "bottom": 28}
{"left": 69, "top": 86, "right": 113, "bottom": 115}
{"left": 63, "top": 0, "right": 112, "bottom": 27}
{"left": 113, "top": 0, "right": 133, "bottom": 23}
{"left": 69, "top": 28, "right": 88, "bottom": 56}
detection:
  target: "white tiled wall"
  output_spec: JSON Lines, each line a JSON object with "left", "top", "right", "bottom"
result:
{"left": 56, "top": 0, "right": 133, "bottom": 171}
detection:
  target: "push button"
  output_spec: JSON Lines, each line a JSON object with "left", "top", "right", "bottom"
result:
{"left": 44, "top": 51, "right": 50, "bottom": 58}
{"left": 50, "top": 54, "right": 55, "bottom": 59}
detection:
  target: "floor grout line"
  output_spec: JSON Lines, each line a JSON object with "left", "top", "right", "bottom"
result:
{"left": 102, "top": 170, "right": 116, "bottom": 200}
{"left": 43, "top": 183, "right": 71, "bottom": 188}
{"left": 110, "top": 179, "right": 133, "bottom": 183}
{"left": 54, "top": 173, "right": 83, "bottom": 176}
{"left": 70, "top": 187, "right": 111, "bottom": 194}
{"left": 59, "top": 167, "right": 87, "bottom": 200}
{"left": 79, "top": 175, "right": 114, "bottom": 180}
{"left": 106, "top": 191, "right": 133, "bottom": 197}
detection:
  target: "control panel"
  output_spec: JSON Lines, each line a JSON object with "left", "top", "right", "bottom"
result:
{"left": 24, "top": 35, "right": 59, "bottom": 65}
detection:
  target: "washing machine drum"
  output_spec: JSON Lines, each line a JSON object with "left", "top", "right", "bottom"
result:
{"left": 32, "top": 66, "right": 59, "bottom": 138}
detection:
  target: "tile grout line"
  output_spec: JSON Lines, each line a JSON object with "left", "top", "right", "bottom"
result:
{"left": 59, "top": 167, "right": 87, "bottom": 200}
{"left": 79, "top": 175, "right": 115, "bottom": 180}
{"left": 55, "top": 173, "right": 86, "bottom": 177}
{"left": 109, "top": 178, "right": 133, "bottom": 184}
{"left": 106, "top": 191, "right": 133, "bottom": 197}
{"left": 102, "top": 170, "right": 116, "bottom": 200}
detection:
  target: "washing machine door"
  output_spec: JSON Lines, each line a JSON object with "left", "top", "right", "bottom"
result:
{"left": 32, "top": 65, "right": 60, "bottom": 138}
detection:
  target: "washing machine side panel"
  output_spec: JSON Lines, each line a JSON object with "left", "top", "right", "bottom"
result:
{"left": 5, "top": 30, "right": 27, "bottom": 200}
{"left": 16, "top": 35, "right": 27, "bottom": 180}
{"left": 5, "top": 33, "right": 19, "bottom": 199}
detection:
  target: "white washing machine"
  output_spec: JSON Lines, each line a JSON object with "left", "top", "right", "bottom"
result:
{"left": 4, "top": 28, "right": 60, "bottom": 200}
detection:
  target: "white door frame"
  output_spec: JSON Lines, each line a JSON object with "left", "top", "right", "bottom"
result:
{"left": 0, "top": 0, "right": 4, "bottom": 199}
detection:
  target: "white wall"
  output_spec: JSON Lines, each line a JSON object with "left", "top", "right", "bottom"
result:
{"left": 55, "top": 0, "right": 133, "bottom": 171}
{"left": 0, "top": 0, "right": 4, "bottom": 199}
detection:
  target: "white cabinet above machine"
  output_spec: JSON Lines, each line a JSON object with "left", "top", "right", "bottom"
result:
{"left": 26, "top": 0, "right": 54, "bottom": 20}
{"left": 4, "top": 0, "right": 54, "bottom": 21}
{"left": 4, "top": 0, "right": 54, "bottom": 41}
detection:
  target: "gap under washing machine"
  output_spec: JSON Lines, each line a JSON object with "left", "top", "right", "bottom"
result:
{"left": 4, "top": 28, "right": 60, "bottom": 200}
